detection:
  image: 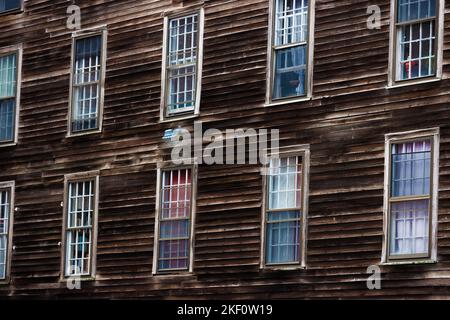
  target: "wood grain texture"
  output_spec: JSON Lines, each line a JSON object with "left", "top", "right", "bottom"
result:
{"left": 1, "top": 0, "right": 450, "bottom": 299}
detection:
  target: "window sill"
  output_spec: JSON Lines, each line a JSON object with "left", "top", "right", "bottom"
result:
{"left": 380, "top": 259, "right": 436, "bottom": 266}
{"left": 59, "top": 276, "right": 96, "bottom": 283}
{"left": 66, "top": 130, "right": 102, "bottom": 139}
{"left": 0, "top": 278, "right": 11, "bottom": 286}
{"left": 0, "top": 9, "right": 23, "bottom": 17}
{"left": 152, "top": 271, "right": 194, "bottom": 278}
{"left": 387, "top": 77, "right": 441, "bottom": 89}
{"left": 160, "top": 113, "right": 199, "bottom": 123}
{"left": 0, "top": 142, "right": 17, "bottom": 148}
{"left": 261, "top": 265, "right": 306, "bottom": 271}
{"left": 264, "top": 96, "right": 312, "bottom": 107}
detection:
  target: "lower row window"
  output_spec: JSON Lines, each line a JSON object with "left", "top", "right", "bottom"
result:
{"left": 263, "top": 150, "right": 309, "bottom": 267}
{"left": 385, "top": 129, "right": 439, "bottom": 263}
{"left": 155, "top": 168, "right": 193, "bottom": 273}
{"left": 64, "top": 176, "right": 98, "bottom": 278}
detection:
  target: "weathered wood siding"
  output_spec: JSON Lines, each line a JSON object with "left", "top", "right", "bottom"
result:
{"left": 1, "top": 0, "right": 450, "bottom": 299}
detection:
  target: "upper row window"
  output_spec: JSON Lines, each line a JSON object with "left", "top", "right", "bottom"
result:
{"left": 0, "top": 51, "right": 18, "bottom": 144}
{"left": 0, "top": 0, "right": 21, "bottom": 14}
{"left": 394, "top": 0, "right": 438, "bottom": 82}
{"left": 268, "top": 0, "right": 312, "bottom": 103}
{"left": 161, "top": 10, "right": 204, "bottom": 121}
{"left": 69, "top": 32, "right": 106, "bottom": 136}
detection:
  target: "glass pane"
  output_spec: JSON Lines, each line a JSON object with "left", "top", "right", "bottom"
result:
{"left": 275, "top": 0, "right": 309, "bottom": 46}
{"left": 68, "top": 181, "right": 94, "bottom": 228}
{"left": 266, "top": 211, "right": 301, "bottom": 264}
{"left": 273, "top": 45, "right": 307, "bottom": 99}
{"left": 0, "top": 0, "right": 21, "bottom": 13}
{"left": 72, "top": 84, "right": 99, "bottom": 132}
{"left": 66, "top": 229, "right": 92, "bottom": 276}
{"left": 72, "top": 36, "right": 102, "bottom": 132}
{"left": 0, "top": 99, "right": 14, "bottom": 142}
{"left": 158, "top": 239, "right": 189, "bottom": 270}
{"left": 391, "top": 140, "right": 431, "bottom": 197}
{"left": 161, "top": 169, "right": 191, "bottom": 219}
{"left": 167, "top": 66, "right": 196, "bottom": 113}
{"left": 397, "top": 21, "right": 435, "bottom": 80}
{"left": 390, "top": 200, "right": 429, "bottom": 256}
{"left": 0, "top": 236, "right": 6, "bottom": 279}
{"left": 398, "top": 0, "right": 436, "bottom": 22}
{"left": 269, "top": 156, "right": 302, "bottom": 210}
{"left": 160, "top": 220, "right": 190, "bottom": 240}
{"left": 0, "top": 190, "right": 9, "bottom": 235}
{"left": 0, "top": 53, "right": 16, "bottom": 99}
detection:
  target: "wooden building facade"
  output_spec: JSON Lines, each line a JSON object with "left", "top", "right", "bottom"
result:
{"left": 1, "top": 0, "right": 450, "bottom": 299}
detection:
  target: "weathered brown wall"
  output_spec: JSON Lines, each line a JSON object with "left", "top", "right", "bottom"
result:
{"left": 1, "top": 0, "right": 450, "bottom": 299}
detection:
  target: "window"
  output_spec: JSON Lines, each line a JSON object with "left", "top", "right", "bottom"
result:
{"left": 69, "top": 32, "right": 106, "bottom": 135}
{"left": 262, "top": 147, "right": 309, "bottom": 268}
{"left": 161, "top": 10, "right": 204, "bottom": 120}
{"left": 154, "top": 167, "right": 196, "bottom": 273}
{"left": 384, "top": 129, "right": 439, "bottom": 262}
{"left": 267, "top": 0, "right": 314, "bottom": 102}
{"left": 0, "top": 50, "right": 19, "bottom": 145}
{"left": 392, "top": 0, "right": 442, "bottom": 83}
{"left": 0, "top": 0, "right": 21, "bottom": 14}
{"left": 0, "top": 181, "right": 14, "bottom": 281}
{"left": 63, "top": 175, "right": 99, "bottom": 278}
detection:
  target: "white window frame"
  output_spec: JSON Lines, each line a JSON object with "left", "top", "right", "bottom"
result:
{"left": 388, "top": 0, "right": 444, "bottom": 87}
{"left": 0, "top": 44, "right": 22, "bottom": 147}
{"left": 152, "top": 163, "right": 198, "bottom": 275}
{"left": 68, "top": 27, "right": 107, "bottom": 137}
{"left": 61, "top": 172, "right": 99, "bottom": 280}
{"left": 0, "top": 181, "right": 14, "bottom": 284}
{"left": 382, "top": 128, "right": 439, "bottom": 264}
{"left": 265, "top": 0, "right": 315, "bottom": 106}
{"left": 160, "top": 8, "right": 204, "bottom": 122}
{"left": 261, "top": 145, "right": 310, "bottom": 270}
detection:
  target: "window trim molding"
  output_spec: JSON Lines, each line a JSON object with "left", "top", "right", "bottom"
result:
{"left": 152, "top": 162, "right": 198, "bottom": 275}
{"left": 265, "top": 0, "right": 315, "bottom": 105}
{"left": 0, "top": 44, "right": 22, "bottom": 147}
{"left": 0, "top": 181, "right": 15, "bottom": 284}
{"left": 60, "top": 171, "right": 100, "bottom": 281}
{"left": 159, "top": 8, "right": 205, "bottom": 122}
{"left": 381, "top": 128, "right": 439, "bottom": 264}
{"left": 387, "top": 0, "right": 444, "bottom": 88}
{"left": 67, "top": 27, "right": 108, "bottom": 138}
{"left": 260, "top": 144, "right": 310, "bottom": 270}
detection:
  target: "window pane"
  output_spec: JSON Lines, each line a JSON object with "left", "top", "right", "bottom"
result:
{"left": 391, "top": 140, "right": 431, "bottom": 197}
{"left": 160, "top": 220, "right": 190, "bottom": 240}
{"left": 0, "top": 0, "right": 21, "bottom": 12}
{"left": 266, "top": 211, "right": 301, "bottom": 264}
{"left": 66, "top": 180, "right": 94, "bottom": 277}
{"left": 390, "top": 200, "right": 429, "bottom": 256}
{"left": 66, "top": 229, "right": 92, "bottom": 276}
{"left": 167, "top": 14, "right": 198, "bottom": 115}
{"left": 161, "top": 169, "right": 191, "bottom": 219}
{"left": 72, "top": 36, "right": 102, "bottom": 132}
{"left": 268, "top": 156, "right": 302, "bottom": 210}
{"left": 158, "top": 239, "right": 189, "bottom": 270}
{"left": 275, "top": 0, "right": 309, "bottom": 46}
{"left": 398, "top": 21, "right": 436, "bottom": 80}
{"left": 0, "top": 190, "right": 9, "bottom": 280}
{"left": 273, "top": 45, "right": 307, "bottom": 99}
{"left": 0, "top": 53, "right": 16, "bottom": 99}
{"left": 398, "top": 0, "right": 436, "bottom": 22}
{"left": 0, "top": 99, "right": 14, "bottom": 142}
